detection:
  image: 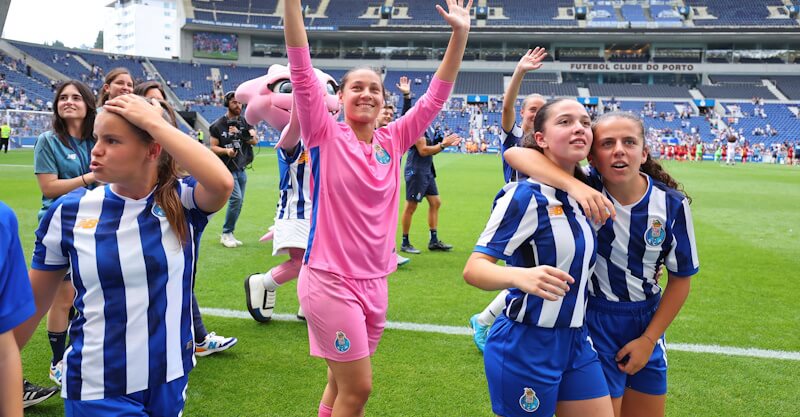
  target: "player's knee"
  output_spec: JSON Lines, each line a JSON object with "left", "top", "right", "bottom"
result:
{"left": 340, "top": 378, "right": 372, "bottom": 403}
{"left": 428, "top": 197, "right": 442, "bottom": 209}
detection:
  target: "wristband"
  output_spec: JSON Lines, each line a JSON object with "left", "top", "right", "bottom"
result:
{"left": 81, "top": 174, "right": 88, "bottom": 186}
{"left": 642, "top": 334, "right": 657, "bottom": 345}
{"left": 439, "top": 142, "right": 446, "bottom": 150}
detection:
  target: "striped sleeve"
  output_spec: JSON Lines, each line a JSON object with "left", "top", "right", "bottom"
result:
{"left": 474, "top": 183, "right": 540, "bottom": 260}
{"left": 179, "top": 177, "right": 215, "bottom": 221}
{"left": 665, "top": 197, "right": 699, "bottom": 276}
{"left": 32, "top": 202, "right": 68, "bottom": 270}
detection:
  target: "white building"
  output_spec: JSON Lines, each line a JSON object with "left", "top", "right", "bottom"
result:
{"left": 103, "top": 0, "right": 183, "bottom": 59}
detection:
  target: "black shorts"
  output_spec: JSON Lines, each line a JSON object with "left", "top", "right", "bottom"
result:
{"left": 405, "top": 173, "right": 438, "bottom": 202}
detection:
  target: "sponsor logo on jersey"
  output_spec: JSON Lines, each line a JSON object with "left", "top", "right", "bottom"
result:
{"left": 644, "top": 218, "right": 666, "bottom": 246}
{"left": 374, "top": 143, "right": 391, "bottom": 165}
{"left": 334, "top": 330, "right": 351, "bottom": 353}
{"left": 298, "top": 150, "right": 308, "bottom": 165}
{"left": 548, "top": 206, "right": 564, "bottom": 217}
{"left": 519, "top": 387, "right": 540, "bottom": 413}
{"left": 77, "top": 218, "right": 99, "bottom": 229}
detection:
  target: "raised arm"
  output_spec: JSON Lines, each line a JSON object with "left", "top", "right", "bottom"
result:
{"left": 504, "top": 146, "right": 615, "bottom": 224}
{"left": 103, "top": 95, "right": 233, "bottom": 213}
{"left": 397, "top": 76, "right": 412, "bottom": 116}
{"left": 283, "top": 0, "right": 308, "bottom": 48}
{"left": 433, "top": 0, "right": 473, "bottom": 83}
{"left": 502, "top": 48, "right": 547, "bottom": 132}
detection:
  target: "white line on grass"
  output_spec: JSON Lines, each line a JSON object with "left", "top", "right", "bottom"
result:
{"left": 201, "top": 307, "right": 800, "bottom": 361}
{"left": 0, "top": 164, "right": 34, "bottom": 168}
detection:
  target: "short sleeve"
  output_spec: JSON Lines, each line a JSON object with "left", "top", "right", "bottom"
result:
{"left": 474, "top": 183, "right": 540, "bottom": 260}
{"left": 31, "top": 202, "right": 69, "bottom": 271}
{"left": 0, "top": 204, "right": 35, "bottom": 333}
{"left": 664, "top": 198, "right": 700, "bottom": 277}
{"left": 34, "top": 132, "right": 58, "bottom": 175}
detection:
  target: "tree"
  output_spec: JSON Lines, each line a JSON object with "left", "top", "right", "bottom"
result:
{"left": 94, "top": 31, "right": 104, "bottom": 49}
{"left": 52, "top": 40, "right": 65, "bottom": 48}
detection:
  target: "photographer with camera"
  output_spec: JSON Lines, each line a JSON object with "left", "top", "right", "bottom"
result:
{"left": 210, "top": 91, "right": 258, "bottom": 248}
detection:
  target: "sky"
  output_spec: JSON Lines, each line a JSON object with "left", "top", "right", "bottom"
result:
{"left": 2, "top": 0, "right": 111, "bottom": 48}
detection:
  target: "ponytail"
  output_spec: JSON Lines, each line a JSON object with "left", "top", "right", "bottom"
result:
{"left": 640, "top": 153, "right": 692, "bottom": 204}
{"left": 154, "top": 152, "right": 188, "bottom": 245}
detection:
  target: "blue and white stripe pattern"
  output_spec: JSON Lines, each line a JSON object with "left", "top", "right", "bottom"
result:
{"left": 589, "top": 172, "right": 699, "bottom": 302}
{"left": 500, "top": 124, "right": 524, "bottom": 183}
{"left": 276, "top": 142, "right": 312, "bottom": 220}
{"left": 474, "top": 180, "right": 597, "bottom": 328}
{"left": 32, "top": 179, "right": 211, "bottom": 400}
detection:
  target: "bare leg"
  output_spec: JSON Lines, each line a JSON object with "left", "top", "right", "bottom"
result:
{"left": 425, "top": 195, "right": 441, "bottom": 230}
{"left": 555, "top": 396, "right": 614, "bottom": 417}
{"left": 620, "top": 389, "right": 665, "bottom": 417}
{"left": 326, "top": 357, "right": 373, "bottom": 417}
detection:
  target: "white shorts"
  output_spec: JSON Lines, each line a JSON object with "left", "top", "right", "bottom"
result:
{"left": 272, "top": 218, "right": 310, "bottom": 256}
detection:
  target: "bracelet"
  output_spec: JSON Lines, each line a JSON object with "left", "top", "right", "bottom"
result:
{"left": 440, "top": 142, "right": 446, "bottom": 150}
{"left": 81, "top": 174, "right": 88, "bottom": 186}
{"left": 641, "top": 334, "right": 657, "bottom": 345}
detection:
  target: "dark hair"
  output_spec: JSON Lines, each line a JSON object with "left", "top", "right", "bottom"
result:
{"left": 521, "top": 98, "right": 587, "bottom": 182}
{"left": 340, "top": 66, "right": 385, "bottom": 99}
{"left": 592, "top": 111, "right": 692, "bottom": 203}
{"left": 133, "top": 81, "right": 166, "bottom": 100}
{"left": 97, "top": 67, "right": 134, "bottom": 106}
{"left": 119, "top": 98, "right": 187, "bottom": 243}
{"left": 52, "top": 80, "right": 96, "bottom": 148}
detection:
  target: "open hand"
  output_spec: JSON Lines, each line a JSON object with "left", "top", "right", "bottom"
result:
{"left": 442, "top": 133, "right": 462, "bottom": 148}
{"left": 103, "top": 95, "right": 166, "bottom": 133}
{"left": 436, "top": 0, "right": 474, "bottom": 32}
{"left": 396, "top": 76, "right": 411, "bottom": 95}
{"left": 567, "top": 181, "right": 616, "bottom": 225}
{"left": 517, "top": 47, "right": 548, "bottom": 73}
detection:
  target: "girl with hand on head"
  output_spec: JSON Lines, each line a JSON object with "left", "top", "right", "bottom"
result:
{"left": 32, "top": 80, "right": 98, "bottom": 387}
{"left": 504, "top": 111, "right": 699, "bottom": 417}
{"left": 16, "top": 94, "right": 232, "bottom": 416}
{"left": 283, "top": 1, "right": 472, "bottom": 416}
{"left": 464, "top": 99, "right": 614, "bottom": 417}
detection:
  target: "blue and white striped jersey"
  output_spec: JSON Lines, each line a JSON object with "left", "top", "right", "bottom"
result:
{"left": 276, "top": 143, "right": 312, "bottom": 220}
{"left": 500, "top": 124, "right": 524, "bottom": 183}
{"left": 474, "top": 180, "right": 597, "bottom": 328}
{"left": 586, "top": 169, "right": 699, "bottom": 302}
{"left": 32, "top": 179, "right": 213, "bottom": 400}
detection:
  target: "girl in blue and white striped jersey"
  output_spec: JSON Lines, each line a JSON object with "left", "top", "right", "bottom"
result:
{"left": 15, "top": 95, "right": 233, "bottom": 416}
{"left": 504, "top": 111, "right": 699, "bottom": 417}
{"left": 464, "top": 98, "right": 614, "bottom": 417}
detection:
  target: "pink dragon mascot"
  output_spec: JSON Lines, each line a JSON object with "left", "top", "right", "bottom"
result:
{"left": 238, "top": 64, "right": 340, "bottom": 322}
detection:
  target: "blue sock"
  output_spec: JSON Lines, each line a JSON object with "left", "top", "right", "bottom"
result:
{"left": 48, "top": 331, "right": 68, "bottom": 365}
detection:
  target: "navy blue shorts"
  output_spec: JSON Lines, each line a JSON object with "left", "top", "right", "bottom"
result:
{"left": 405, "top": 173, "right": 438, "bottom": 202}
{"left": 64, "top": 375, "right": 188, "bottom": 417}
{"left": 484, "top": 314, "right": 609, "bottom": 417}
{"left": 586, "top": 296, "right": 668, "bottom": 397}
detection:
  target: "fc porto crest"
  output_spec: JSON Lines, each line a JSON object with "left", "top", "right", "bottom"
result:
{"left": 152, "top": 203, "right": 166, "bottom": 218}
{"left": 519, "top": 387, "right": 540, "bottom": 413}
{"left": 373, "top": 143, "right": 391, "bottom": 165}
{"left": 644, "top": 218, "right": 666, "bottom": 246}
{"left": 334, "top": 330, "right": 351, "bottom": 353}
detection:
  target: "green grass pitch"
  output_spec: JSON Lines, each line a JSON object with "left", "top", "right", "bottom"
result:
{"left": 2, "top": 149, "right": 798, "bottom": 416}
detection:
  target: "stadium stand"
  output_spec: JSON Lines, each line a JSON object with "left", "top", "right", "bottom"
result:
{"left": 697, "top": 85, "right": 777, "bottom": 100}
{"left": 685, "top": 0, "right": 798, "bottom": 26}
{"left": 588, "top": 83, "right": 693, "bottom": 99}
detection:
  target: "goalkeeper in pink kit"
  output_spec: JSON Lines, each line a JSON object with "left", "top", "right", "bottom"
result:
{"left": 282, "top": 0, "right": 472, "bottom": 415}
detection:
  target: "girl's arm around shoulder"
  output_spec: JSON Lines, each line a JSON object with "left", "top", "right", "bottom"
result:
{"left": 504, "top": 147, "right": 615, "bottom": 224}
{"left": 13, "top": 268, "right": 68, "bottom": 349}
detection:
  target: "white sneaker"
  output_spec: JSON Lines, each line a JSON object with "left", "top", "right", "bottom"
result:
{"left": 244, "top": 274, "right": 276, "bottom": 322}
{"left": 297, "top": 305, "right": 306, "bottom": 321}
{"left": 220, "top": 233, "right": 238, "bottom": 248}
{"left": 195, "top": 332, "right": 238, "bottom": 357}
{"left": 233, "top": 236, "right": 243, "bottom": 246}
{"left": 396, "top": 254, "right": 410, "bottom": 266}
{"left": 48, "top": 361, "right": 63, "bottom": 386}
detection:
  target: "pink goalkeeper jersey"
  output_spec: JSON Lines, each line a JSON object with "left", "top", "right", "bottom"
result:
{"left": 288, "top": 46, "right": 453, "bottom": 279}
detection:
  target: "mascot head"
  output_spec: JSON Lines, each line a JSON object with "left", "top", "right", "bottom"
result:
{"left": 235, "top": 64, "right": 340, "bottom": 143}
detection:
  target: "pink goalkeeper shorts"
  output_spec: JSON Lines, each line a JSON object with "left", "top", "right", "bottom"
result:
{"left": 297, "top": 265, "right": 388, "bottom": 361}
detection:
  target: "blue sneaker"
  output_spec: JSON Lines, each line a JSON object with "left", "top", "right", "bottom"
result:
{"left": 469, "top": 314, "right": 489, "bottom": 353}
